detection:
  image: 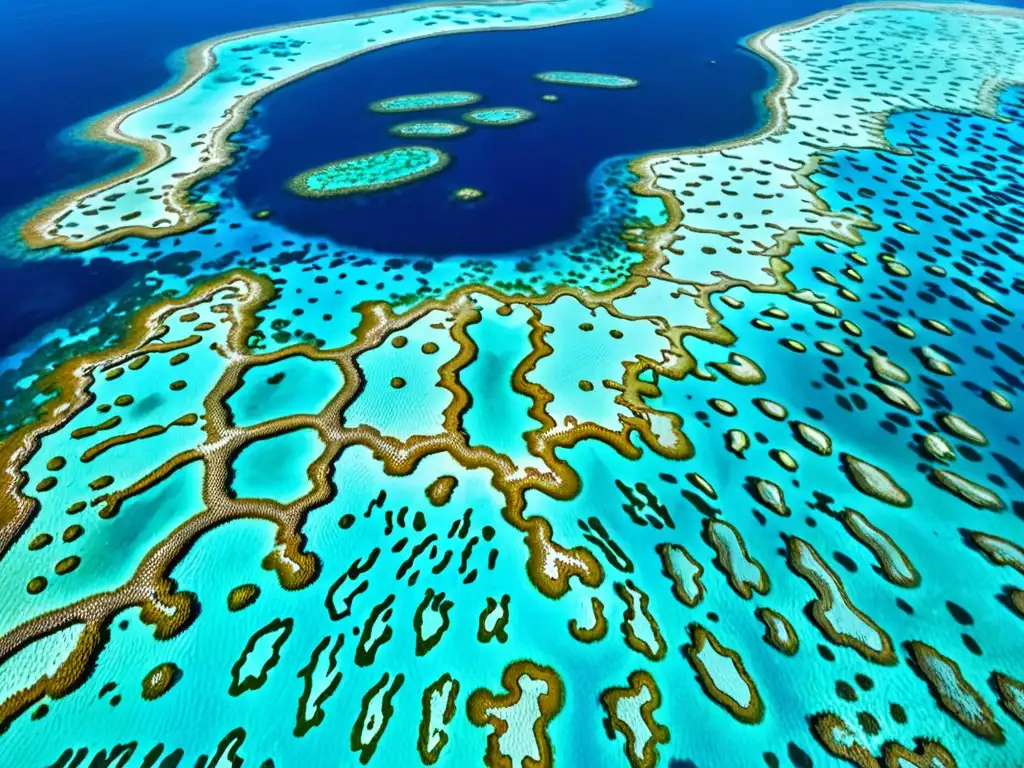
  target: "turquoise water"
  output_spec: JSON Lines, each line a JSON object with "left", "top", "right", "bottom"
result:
{"left": 463, "top": 107, "right": 536, "bottom": 126}
{"left": 226, "top": 356, "right": 344, "bottom": 428}
{"left": 2, "top": 2, "right": 1024, "bottom": 767}
{"left": 289, "top": 147, "right": 451, "bottom": 196}
{"left": 370, "top": 91, "right": 483, "bottom": 113}
{"left": 230, "top": 428, "right": 325, "bottom": 500}
{"left": 389, "top": 121, "right": 470, "bottom": 139}
{"left": 535, "top": 71, "right": 639, "bottom": 88}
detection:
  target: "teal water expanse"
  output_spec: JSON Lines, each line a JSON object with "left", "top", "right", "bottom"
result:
{"left": 1, "top": 1, "right": 1024, "bottom": 767}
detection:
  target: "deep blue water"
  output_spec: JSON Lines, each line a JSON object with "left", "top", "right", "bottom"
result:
{"left": 230, "top": 0, "right": 853, "bottom": 255}
{"left": 0, "top": 0, "right": 383, "bottom": 357}
{"left": 0, "top": 258, "right": 141, "bottom": 358}
{"left": 2, "top": 0, "right": 1021, "bottom": 353}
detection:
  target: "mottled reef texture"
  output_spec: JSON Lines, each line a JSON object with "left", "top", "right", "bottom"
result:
{"left": 3, "top": 2, "right": 1024, "bottom": 767}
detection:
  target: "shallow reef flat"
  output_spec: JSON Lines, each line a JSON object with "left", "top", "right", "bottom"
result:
{"left": 388, "top": 120, "right": 470, "bottom": 139}
{"left": 21, "top": 0, "right": 641, "bottom": 251}
{"left": 462, "top": 106, "right": 536, "bottom": 126}
{"left": 4, "top": 2, "right": 1024, "bottom": 767}
{"left": 535, "top": 70, "right": 639, "bottom": 88}
{"left": 370, "top": 90, "right": 482, "bottom": 113}
{"left": 287, "top": 146, "right": 451, "bottom": 197}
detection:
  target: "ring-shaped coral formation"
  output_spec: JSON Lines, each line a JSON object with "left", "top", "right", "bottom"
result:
{"left": 286, "top": 146, "right": 451, "bottom": 197}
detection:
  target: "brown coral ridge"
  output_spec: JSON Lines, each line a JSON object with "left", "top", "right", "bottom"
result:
{"left": 991, "top": 671, "right": 1024, "bottom": 727}
{"left": 227, "top": 583, "right": 261, "bottom": 612}
{"left": 600, "top": 670, "right": 670, "bottom": 768}
{"left": 755, "top": 607, "right": 799, "bottom": 656}
{"left": 477, "top": 594, "right": 511, "bottom": 643}
{"left": 9, "top": 0, "right": 940, "bottom": 646}
{"left": 840, "top": 508, "right": 920, "bottom": 588}
{"left": 418, "top": 673, "right": 460, "bottom": 765}
{"left": 702, "top": 517, "right": 770, "bottom": 599}
{"left": 0, "top": 273, "right": 273, "bottom": 735}
{"left": 881, "top": 740, "right": 958, "bottom": 768}
{"left": 0, "top": 623, "right": 107, "bottom": 737}
{"left": 425, "top": 474, "right": 458, "bottom": 506}
{"left": 786, "top": 536, "right": 897, "bottom": 665}
{"left": 211, "top": 290, "right": 616, "bottom": 604}
{"left": 904, "top": 640, "right": 1004, "bottom": 744}
{"left": 0, "top": 270, "right": 272, "bottom": 555}
{"left": 965, "top": 530, "right": 1024, "bottom": 575}
{"left": 229, "top": 617, "right": 293, "bottom": 696}
{"left": 294, "top": 633, "right": 345, "bottom": 737}
{"left": 684, "top": 624, "right": 764, "bottom": 724}
{"left": 615, "top": 580, "right": 667, "bottom": 661}
{"left": 466, "top": 660, "right": 564, "bottom": 768}
{"left": 350, "top": 672, "right": 404, "bottom": 765}
{"left": 1, "top": 3, "right": 948, "bottom": 719}
{"left": 568, "top": 596, "right": 609, "bottom": 643}
{"left": 6, "top": 1, "right": 1023, "bottom": 743}
{"left": 656, "top": 542, "right": 705, "bottom": 608}
{"left": 810, "top": 713, "right": 960, "bottom": 768}
{"left": 141, "top": 661, "right": 182, "bottom": 701}
{"left": 809, "top": 711, "right": 880, "bottom": 768}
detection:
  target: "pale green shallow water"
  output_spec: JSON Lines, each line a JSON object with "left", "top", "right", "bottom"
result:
{"left": 289, "top": 146, "right": 450, "bottom": 195}
{"left": 463, "top": 107, "right": 535, "bottom": 126}
{"left": 2, "top": 2, "right": 1024, "bottom": 768}
{"left": 370, "top": 91, "right": 482, "bottom": 113}
{"left": 389, "top": 120, "right": 470, "bottom": 138}
{"left": 535, "top": 71, "right": 639, "bottom": 88}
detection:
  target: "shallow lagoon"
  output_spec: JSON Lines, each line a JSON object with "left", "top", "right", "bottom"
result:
{"left": 2, "top": 0, "right": 1024, "bottom": 767}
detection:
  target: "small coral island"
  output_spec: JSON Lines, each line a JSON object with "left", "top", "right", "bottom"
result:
{"left": 286, "top": 146, "right": 450, "bottom": 197}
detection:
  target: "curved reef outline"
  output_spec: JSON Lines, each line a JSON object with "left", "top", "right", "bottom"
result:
{"left": 20, "top": 0, "right": 643, "bottom": 251}
{"left": 5, "top": 0, "right": 1024, "bottom": 744}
